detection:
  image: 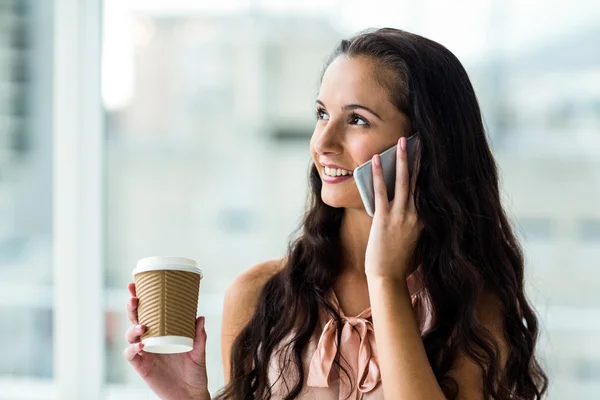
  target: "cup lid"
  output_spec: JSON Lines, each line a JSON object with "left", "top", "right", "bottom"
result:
{"left": 133, "top": 256, "right": 203, "bottom": 279}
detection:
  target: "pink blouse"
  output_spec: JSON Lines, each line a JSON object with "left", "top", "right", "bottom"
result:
{"left": 267, "top": 268, "right": 434, "bottom": 399}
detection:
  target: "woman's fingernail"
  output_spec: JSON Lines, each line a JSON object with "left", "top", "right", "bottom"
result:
{"left": 373, "top": 155, "right": 381, "bottom": 167}
{"left": 401, "top": 137, "right": 407, "bottom": 151}
{"left": 136, "top": 324, "right": 144, "bottom": 332}
{"left": 199, "top": 316, "right": 205, "bottom": 331}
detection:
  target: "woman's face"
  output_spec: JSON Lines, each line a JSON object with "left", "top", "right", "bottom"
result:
{"left": 310, "top": 55, "right": 411, "bottom": 211}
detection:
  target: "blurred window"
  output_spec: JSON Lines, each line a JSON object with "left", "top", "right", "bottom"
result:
{"left": 0, "top": 0, "right": 54, "bottom": 384}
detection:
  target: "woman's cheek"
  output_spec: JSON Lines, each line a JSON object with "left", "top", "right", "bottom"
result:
{"left": 353, "top": 147, "right": 379, "bottom": 166}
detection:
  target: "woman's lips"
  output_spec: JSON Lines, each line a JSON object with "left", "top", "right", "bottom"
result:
{"left": 321, "top": 173, "right": 353, "bottom": 184}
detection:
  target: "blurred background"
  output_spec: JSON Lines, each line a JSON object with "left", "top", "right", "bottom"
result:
{"left": 0, "top": 0, "right": 599, "bottom": 398}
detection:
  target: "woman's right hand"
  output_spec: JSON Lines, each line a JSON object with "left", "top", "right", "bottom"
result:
{"left": 123, "top": 283, "right": 211, "bottom": 400}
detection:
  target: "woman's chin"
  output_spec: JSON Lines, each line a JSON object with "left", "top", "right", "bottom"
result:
{"left": 321, "top": 193, "right": 361, "bottom": 210}
{"left": 320, "top": 192, "right": 343, "bottom": 208}
{"left": 322, "top": 200, "right": 345, "bottom": 209}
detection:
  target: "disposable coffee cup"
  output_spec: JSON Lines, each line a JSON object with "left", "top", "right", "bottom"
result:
{"left": 133, "top": 256, "right": 203, "bottom": 354}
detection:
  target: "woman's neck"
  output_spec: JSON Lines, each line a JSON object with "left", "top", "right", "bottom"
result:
{"left": 339, "top": 208, "right": 373, "bottom": 276}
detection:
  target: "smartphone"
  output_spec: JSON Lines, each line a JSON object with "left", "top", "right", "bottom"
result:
{"left": 353, "top": 133, "right": 420, "bottom": 217}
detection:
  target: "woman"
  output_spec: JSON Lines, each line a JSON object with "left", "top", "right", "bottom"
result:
{"left": 124, "top": 28, "right": 548, "bottom": 399}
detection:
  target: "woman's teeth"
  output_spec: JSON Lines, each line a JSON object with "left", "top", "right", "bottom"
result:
{"left": 324, "top": 167, "right": 352, "bottom": 177}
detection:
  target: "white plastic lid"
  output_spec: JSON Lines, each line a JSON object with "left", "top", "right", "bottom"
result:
{"left": 133, "top": 256, "right": 203, "bottom": 279}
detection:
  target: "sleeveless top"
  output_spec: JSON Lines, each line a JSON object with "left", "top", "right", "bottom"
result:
{"left": 267, "top": 267, "right": 434, "bottom": 399}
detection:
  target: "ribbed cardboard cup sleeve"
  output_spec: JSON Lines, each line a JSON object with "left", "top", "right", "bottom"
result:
{"left": 135, "top": 269, "right": 201, "bottom": 341}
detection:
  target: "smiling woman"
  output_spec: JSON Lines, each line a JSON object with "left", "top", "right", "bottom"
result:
{"left": 211, "top": 28, "right": 549, "bottom": 400}
{"left": 122, "top": 27, "right": 551, "bottom": 400}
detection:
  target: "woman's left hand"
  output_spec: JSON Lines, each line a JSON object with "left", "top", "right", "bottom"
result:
{"left": 365, "top": 136, "right": 424, "bottom": 280}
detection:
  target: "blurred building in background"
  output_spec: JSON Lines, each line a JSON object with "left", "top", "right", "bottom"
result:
{"left": 1, "top": 0, "right": 599, "bottom": 398}
{"left": 0, "top": 0, "right": 53, "bottom": 382}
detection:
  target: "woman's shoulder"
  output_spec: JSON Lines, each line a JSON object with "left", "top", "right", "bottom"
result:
{"left": 221, "top": 258, "right": 286, "bottom": 382}
{"left": 227, "top": 258, "right": 285, "bottom": 296}
{"left": 223, "top": 258, "right": 285, "bottom": 323}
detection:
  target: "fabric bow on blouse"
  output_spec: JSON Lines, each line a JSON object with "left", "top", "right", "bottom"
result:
{"left": 307, "top": 305, "right": 380, "bottom": 400}
{"left": 306, "top": 269, "right": 428, "bottom": 400}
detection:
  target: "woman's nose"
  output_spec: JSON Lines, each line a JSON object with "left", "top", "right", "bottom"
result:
{"left": 313, "top": 125, "right": 343, "bottom": 156}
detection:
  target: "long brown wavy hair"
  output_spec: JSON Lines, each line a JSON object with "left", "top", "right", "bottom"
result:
{"left": 214, "top": 28, "right": 548, "bottom": 400}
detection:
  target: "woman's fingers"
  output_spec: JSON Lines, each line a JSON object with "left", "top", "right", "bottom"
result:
{"left": 393, "top": 137, "right": 409, "bottom": 212}
{"left": 125, "top": 324, "right": 146, "bottom": 344}
{"left": 127, "top": 283, "right": 139, "bottom": 325}
{"left": 123, "top": 282, "right": 145, "bottom": 369}
{"left": 189, "top": 316, "right": 208, "bottom": 369}
{"left": 128, "top": 282, "right": 137, "bottom": 297}
{"left": 123, "top": 342, "right": 144, "bottom": 364}
{"left": 407, "top": 136, "right": 421, "bottom": 215}
{"left": 371, "top": 154, "right": 390, "bottom": 216}
{"left": 126, "top": 296, "right": 139, "bottom": 325}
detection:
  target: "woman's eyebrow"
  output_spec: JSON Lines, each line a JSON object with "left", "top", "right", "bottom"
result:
{"left": 315, "top": 99, "right": 383, "bottom": 121}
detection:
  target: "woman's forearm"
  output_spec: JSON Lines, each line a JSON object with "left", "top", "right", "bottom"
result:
{"left": 367, "top": 275, "right": 446, "bottom": 400}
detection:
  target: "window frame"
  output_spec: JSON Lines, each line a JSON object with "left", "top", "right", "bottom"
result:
{"left": 53, "top": 0, "right": 105, "bottom": 399}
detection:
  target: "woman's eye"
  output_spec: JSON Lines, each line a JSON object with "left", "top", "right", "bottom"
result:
{"left": 316, "top": 109, "right": 329, "bottom": 121}
{"left": 350, "top": 113, "right": 369, "bottom": 126}
{"left": 316, "top": 109, "right": 368, "bottom": 126}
